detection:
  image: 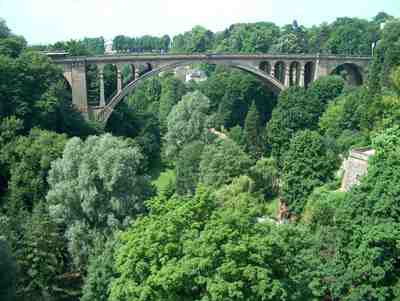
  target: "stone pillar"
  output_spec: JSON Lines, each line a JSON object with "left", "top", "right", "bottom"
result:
{"left": 134, "top": 65, "right": 140, "bottom": 80}
{"left": 98, "top": 65, "right": 105, "bottom": 106}
{"left": 270, "top": 62, "right": 276, "bottom": 78}
{"left": 71, "top": 61, "right": 88, "bottom": 116}
{"left": 299, "top": 63, "right": 305, "bottom": 87}
{"left": 116, "top": 65, "right": 123, "bottom": 92}
{"left": 284, "top": 63, "right": 290, "bottom": 87}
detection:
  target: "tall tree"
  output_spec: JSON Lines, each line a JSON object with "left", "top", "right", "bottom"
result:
{"left": 47, "top": 134, "right": 154, "bottom": 270}
{"left": 244, "top": 101, "right": 264, "bottom": 159}
{"left": 281, "top": 130, "right": 337, "bottom": 215}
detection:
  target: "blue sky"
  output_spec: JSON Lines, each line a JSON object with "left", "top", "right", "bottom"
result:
{"left": 0, "top": 0, "right": 399, "bottom": 44}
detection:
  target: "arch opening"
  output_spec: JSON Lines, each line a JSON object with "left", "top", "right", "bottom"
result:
{"left": 274, "top": 61, "right": 285, "bottom": 84}
{"left": 103, "top": 64, "right": 118, "bottom": 101}
{"left": 304, "top": 62, "right": 315, "bottom": 88}
{"left": 97, "top": 60, "right": 285, "bottom": 124}
{"left": 259, "top": 61, "right": 271, "bottom": 75}
{"left": 331, "top": 63, "right": 363, "bottom": 86}
{"left": 86, "top": 64, "right": 100, "bottom": 106}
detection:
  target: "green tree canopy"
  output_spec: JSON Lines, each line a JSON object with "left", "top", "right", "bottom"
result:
{"left": 47, "top": 134, "right": 154, "bottom": 269}
{"left": 109, "top": 188, "right": 316, "bottom": 301}
{"left": 164, "top": 90, "right": 210, "bottom": 158}
{"left": 281, "top": 130, "right": 337, "bottom": 215}
{"left": 199, "top": 138, "right": 253, "bottom": 189}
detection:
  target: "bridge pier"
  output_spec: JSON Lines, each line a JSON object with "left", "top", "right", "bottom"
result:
{"left": 71, "top": 61, "right": 88, "bottom": 117}
{"left": 98, "top": 65, "right": 106, "bottom": 106}
{"left": 299, "top": 64, "right": 305, "bottom": 87}
{"left": 117, "top": 65, "right": 123, "bottom": 92}
{"left": 284, "top": 64, "right": 290, "bottom": 87}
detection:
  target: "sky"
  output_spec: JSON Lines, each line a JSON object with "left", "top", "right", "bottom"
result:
{"left": 0, "top": 0, "right": 399, "bottom": 45}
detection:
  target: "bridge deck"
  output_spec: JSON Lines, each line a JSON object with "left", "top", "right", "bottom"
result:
{"left": 52, "top": 53, "right": 372, "bottom": 64}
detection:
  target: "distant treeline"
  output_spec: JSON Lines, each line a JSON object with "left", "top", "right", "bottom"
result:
{"left": 31, "top": 12, "right": 394, "bottom": 57}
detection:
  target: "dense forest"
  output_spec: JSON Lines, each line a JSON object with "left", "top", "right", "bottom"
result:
{"left": 1, "top": 11, "right": 400, "bottom": 301}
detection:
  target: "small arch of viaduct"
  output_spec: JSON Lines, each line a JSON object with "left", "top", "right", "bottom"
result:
{"left": 53, "top": 54, "right": 371, "bottom": 123}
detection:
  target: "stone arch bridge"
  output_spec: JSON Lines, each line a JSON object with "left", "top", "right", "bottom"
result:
{"left": 51, "top": 53, "right": 371, "bottom": 123}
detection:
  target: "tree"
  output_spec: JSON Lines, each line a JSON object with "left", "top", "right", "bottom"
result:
{"left": 158, "top": 74, "right": 187, "bottom": 132}
{"left": 199, "top": 138, "right": 253, "bottom": 189}
{"left": 266, "top": 87, "right": 322, "bottom": 160}
{"left": 47, "top": 134, "right": 154, "bottom": 269}
{"left": 0, "top": 35, "right": 27, "bottom": 58}
{"left": 0, "top": 239, "right": 16, "bottom": 301}
{"left": 319, "top": 87, "right": 372, "bottom": 147}
{"left": 322, "top": 127, "right": 400, "bottom": 300}
{"left": 17, "top": 203, "right": 67, "bottom": 301}
{"left": 81, "top": 236, "right": 118, "bottom": 301}
{"left": 164, "top": 91, "right": 210, "bottom": 158}
{"left": 0, "top": 18, "right": 11, "bottom": 39}
{"left": 244, "top": 101, "right": 264, "bottom": 158}
{"left": 109, "top": 189, "right": 316, "bottom": 301}
{"left": 324, "top": 17, "right": 376, "bottom": 55}
{"left": 3, "top": 129, "right": 67, "bottom": 212}
{"left": 175, "top": 141, "right": 204, "bottom": 196}
{"left": 281, "top": 130, "right": 337, "bottom": 215}
{"left": 0, "top": 117, "right": 24, "bottom": 200}
{"left": 307, "top": 75, "right": 344, "bottom": 106}
{"left": 171, "top": 26, "right": 214, "bottom": 53}
{"left": 248, "top": 157, "right": 279, "bottom": 200}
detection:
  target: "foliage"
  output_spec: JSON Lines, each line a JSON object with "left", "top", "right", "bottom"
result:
{"left": 113, "top": 34, "right": 170, "bottom": 52}
{"left": 248, "top": 157, "right": 279, "bottom": 200}
{"left": 47, "top": 134, "right": 154, "bottom": 269}
{"left": 164, "top": 91, "right": 210, "bottom": 158}
{"left": 171, "top": 26, "right": 214, "bottom": 53}
{"left": 281, "top": 130, "right": 337, "bottom": 215}
{"left": 244, "top": 101, "right": 264, "bottom": 159}
{"left": 17, "top": 203, "right": 67, "bottom": 301}
{"left": 266, "top": 87, "right": 322, "bottom": 160}
{"left": 2, "top": 129, "right": 67, "bottom": 212}
{"left": 175, "top": 141, "right": 204, "bottom": 196}
{"left": 319, "top": 127, "right": 400, "bottom": 300}
{"left": 199, "top": 138, "right": 252, "bottom": 189}
{"left": 158, "top": 74, "right": 187, "bottom": 132}
{"left": 81, "top": 236, "right": 118, "bottom": 301}
{"left": 0, "top": 238, "right": 16, "bottom": 301}
{"left": 109, "top": 188, "right": 316, "bottom": 301}
{"left": 324, "top": 17, "right": 377, "bottom": 55}
{"left": 0, "top": 35, "right": 27, "bottom": 58}
{"left": 307, "top": 75, "right": 345, "bottom": 106}
{"left": 199, "top": 66, "right": 276, "bottom": 128}
{"left": 319, "top": 87, "right": 373, "bottom": 147}
{"left": 369, "top": 18, "right": 400, "bottom": 88}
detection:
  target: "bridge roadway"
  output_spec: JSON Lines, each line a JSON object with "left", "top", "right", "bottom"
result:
{"left": 51, "top": 53, "right": 372, "bottom": 123}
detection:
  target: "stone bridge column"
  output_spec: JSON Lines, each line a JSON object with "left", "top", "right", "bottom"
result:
{"left": 270, "top": 61, "right": 276, "bottom": 78}
{"left": 98, "top": 65, "right": 105, "bottom": 106}
{"left": 116, "top": 64, "right": 123, "bottom": 92}
{"left": 134, "top": 65, "right": 140, "bottom": 80}
{"left": 71, "top": 61, "right": 88, "bottom": 116}
{"left": 284, "top": 63, "right": 290, "bottom": 87}
{"left": 299, "top": 63, "right": 305, "bottom": 87}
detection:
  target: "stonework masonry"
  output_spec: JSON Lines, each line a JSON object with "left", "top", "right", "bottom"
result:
{"left": 340, "top": 148, "right": 375, "bottom": 192}
{"left": 50, "top": 53, "right": 372, "bottom": 123}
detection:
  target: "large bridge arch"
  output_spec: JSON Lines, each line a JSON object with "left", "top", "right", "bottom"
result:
{"left": 93, "top": 60, "right": 285, "bottom": 123}
{"left": 330, "top": 62, "right": 364, "bottom": 86}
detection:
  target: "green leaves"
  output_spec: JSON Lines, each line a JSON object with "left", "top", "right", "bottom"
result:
{"left": 47, "top": 134, "right": 154, "bottom": 269}
{"left": 281, "top": 130, "right": 338, "bottom": 215}
{"left": 110, "top": 189, "right": 315, "bottom": 301}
